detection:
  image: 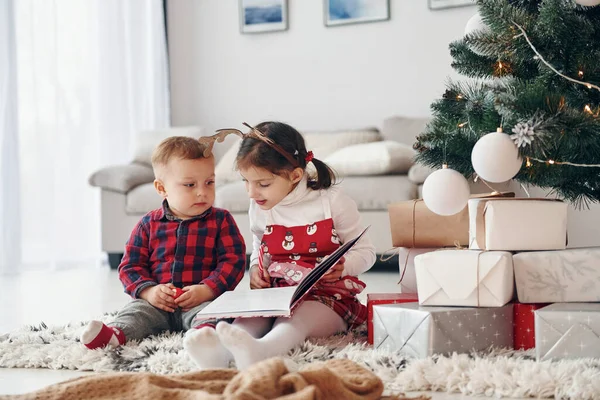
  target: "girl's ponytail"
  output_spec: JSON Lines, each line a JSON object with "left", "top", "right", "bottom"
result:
{"left": 308, "top": 157, "right": 336, "bottom": 190}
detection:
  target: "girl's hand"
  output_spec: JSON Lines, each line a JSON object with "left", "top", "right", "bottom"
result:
{"left": 174, "top": 284, "right": 214, "bottom": 311}
{"left": 250, "top": 265, "right": 271, "bottom": 289}
{"left": 321, "top": 257, "right": 345, "bottom": 282}
{"left": 139, "top": 284, "right": 177, "bottom": 312}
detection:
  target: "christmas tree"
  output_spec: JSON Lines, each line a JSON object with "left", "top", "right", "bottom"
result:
{"left": 414, "top": 0, "right": 600, "bottom": 207}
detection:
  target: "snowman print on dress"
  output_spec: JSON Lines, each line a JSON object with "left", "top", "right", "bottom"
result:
{"left": 309, "top": 242, "right": 318, "bottom": 253}
{"left": 264, "top": 225, "right": 274, "bottom": 235}
{"left": 285, "top": 269, "right": 304, "bottom": 283}
{"left": 289, "top": 253, "right": 301, "bottom": 261}
{"left": 271, "top": 264, "right": 282, "bottom": 273}
{"left": 261, "top": 240, "right": 269, "bottom": 255}
{"left": 331, "top": 228, "right": 340, "bottom": 245}
{"left": 282, "top": 231, "right": 295, "bottom": 251}
{"left": 306, "top": 223, "right": 318, "bottom": 236}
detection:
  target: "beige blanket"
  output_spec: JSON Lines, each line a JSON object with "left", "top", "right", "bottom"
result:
{"left": 1, "top": 358, "right": 416, "bottom": 400}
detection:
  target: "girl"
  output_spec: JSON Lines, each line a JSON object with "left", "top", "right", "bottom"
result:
{"left": 184, "top": 121, "right": 376, "bottom": 369}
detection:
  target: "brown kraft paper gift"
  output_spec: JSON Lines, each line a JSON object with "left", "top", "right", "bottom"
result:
{"left": 388, "top": 192, "right": 514, "bottom": 248}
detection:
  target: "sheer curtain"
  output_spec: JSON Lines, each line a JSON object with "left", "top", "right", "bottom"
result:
{"left": 0, "top": 0, "right": 21, "bottom": 275}
{"left": 1, "top": 0, "right": 170, "bottom": 272}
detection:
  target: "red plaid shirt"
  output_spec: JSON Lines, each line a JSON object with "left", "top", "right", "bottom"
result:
{"left": 118, "top": 201, "right": 246, "bottom": 298}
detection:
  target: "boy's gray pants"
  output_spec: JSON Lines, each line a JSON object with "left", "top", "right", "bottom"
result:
{"left": 108, "top": 299, "right": 214, "bottom": 341}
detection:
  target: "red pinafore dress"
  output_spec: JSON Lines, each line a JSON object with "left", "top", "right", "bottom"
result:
{"left": 257, "top": 191, "right": 367, "bottom": 328}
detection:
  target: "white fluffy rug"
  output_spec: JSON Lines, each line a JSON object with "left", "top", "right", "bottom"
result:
{"left": 2, "top": 315, "right": 600, "bottom": 399}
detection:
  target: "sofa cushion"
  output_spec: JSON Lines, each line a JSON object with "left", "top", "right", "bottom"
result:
{"left": 336, "top": 176, "right": 417, "bottom": 210}
{"left": 133, "top": 126, "right": 204, "bottom": 166}
{"left": 126, "top": 183, "right": 163, "bottom": 214}
{"left": 408, "top": 164, "right": 436, "bottom": 185}
{"left": 215, "top": 181, "right": 250, "bottom": 212}
{"left": 382, "top": 116, "right": 431, "bottom": 146}
{"left": 215, "top": 138, "right": 242, "bottom": 186}
{"left": 89, "top": 163, "right": 155, "bottom": 194}
{"left": 214, "top": 176, "right": 417, "bottom": 213}
{"left": 303, "top": 128, "right": 382, "bottom": 160}
{"left": 324, "top": 141, "right": 416, "bottom": 176}
{"left": 214, "top": 128, "right": 383, "bottom": 185}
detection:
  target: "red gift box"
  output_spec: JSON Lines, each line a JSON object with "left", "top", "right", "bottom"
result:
{"left": 367, "top": 293, "right": 418, "bottom": 345}
{"left": 513, "top": 302, "right": 549, "bottom": 350}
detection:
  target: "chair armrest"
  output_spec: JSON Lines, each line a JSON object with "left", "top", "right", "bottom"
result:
{"left": 407, "top": 164, "right": 436, "bottom": 185}
{"left": 89, "top": 163, "right": 154, "bottom": 193}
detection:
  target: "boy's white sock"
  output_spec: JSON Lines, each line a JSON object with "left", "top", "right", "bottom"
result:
{"left": 183, "top": 327, "right": 231, "bottom": 369}
{"left": 80, "top": 320, "right": 126, "bottom": 349}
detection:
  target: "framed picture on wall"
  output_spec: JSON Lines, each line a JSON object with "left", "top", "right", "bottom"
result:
{"left": 239, "top": 0, "right": 288, "bottom": 33}
{"left": 324, "top": 0, "right": 390, "bottom": 27}
{"left": 428, "top": 0, "right": 476, "bottom": 10}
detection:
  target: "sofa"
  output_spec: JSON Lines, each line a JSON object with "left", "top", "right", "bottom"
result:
{"left": 89, "top": 116, "right": 432, "bottom": 268}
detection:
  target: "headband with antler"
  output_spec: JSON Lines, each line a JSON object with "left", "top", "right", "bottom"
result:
{"left": 197, "top": 122, "right": 300, "bottom": 167}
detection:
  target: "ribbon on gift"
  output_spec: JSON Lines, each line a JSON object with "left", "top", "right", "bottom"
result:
{"left": 388, "top": 192, "right": 515, "bottom": 250}
{"left": 473, "top": 197, "right": 568, "bottom": 250}
{"left": 382, "top": 194, "right": 505, "bottom": 284}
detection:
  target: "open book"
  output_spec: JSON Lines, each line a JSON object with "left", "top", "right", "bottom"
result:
{"left": 196, "top": 227, "right": 369, "bottom": 319}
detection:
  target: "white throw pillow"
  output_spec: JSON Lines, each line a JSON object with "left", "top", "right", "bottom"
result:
{"left": 303, "top": 128, "right": 382, "bottom": 160}
{"left": 324, "top": 141, "right": 416, "bottom": 176}
{"left": 215, "top": 137, "right": 242, "bottom": 185}
{"left": 215, "top": 128, "right": 383, "bottom": 184}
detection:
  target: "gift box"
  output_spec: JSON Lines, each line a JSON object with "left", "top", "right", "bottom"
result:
{"left": 388, "top": 193, "right": 513, "bottom": 248}
{"left": 367, "top": 293, "right": 418, "bottom": 345}
{"left": 514, "top": 248, "right": 600, "bottom": 303}
{"left": 415, "top": 250, "right": 514, "bottom": 307}
{"left": 535, "top": 303, "right": 600, "bottom": 361}
{"left": 397, "top": 247, "right": 437, "bottom": 293}
{"left": 373, "top": 303, "right": 513, "bottom": 358}
{"left": 513, "top": 303, "right": 548, "bottom": 350}
{"left": 468, "top": 198, "right": 567, "bottom": 251}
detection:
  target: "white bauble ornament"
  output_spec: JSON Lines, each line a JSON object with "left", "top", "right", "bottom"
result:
{"left": 422, "top": 167, "right": 470, "bottom": 216}
{"left": 471, "top": 128, "right": 522, "bottom": 183}
{"left": 464, "top": 13, "right": 488, "bottom": 36}
{"left": 464, "top": 13, "right": 490, "bottom": 56}
{"left": 574, "top": 0, "right": 600, "bottom": 6}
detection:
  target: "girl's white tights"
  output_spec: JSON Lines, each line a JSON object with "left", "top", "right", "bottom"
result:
{"left": 184, "top": 301, "right": 347, "bottom": 370}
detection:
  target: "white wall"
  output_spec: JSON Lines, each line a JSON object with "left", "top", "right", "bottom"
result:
{"left": 166, "top": 1, "right": 600, "bottom": 248}
{"left": 167, "top": 0, "right": 475, "bottom": 134}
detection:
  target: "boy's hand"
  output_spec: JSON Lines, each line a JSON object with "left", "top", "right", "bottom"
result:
{"left": 321, "top": 257, "right": 345, "bottom": 282}
{"left": 250, "top": 264, "right": 271, "bottom": 289}
{"left": 174, "top": 284, "right": 214, "bottom": 311}
{"left": 139, "top": 284, "right": 177, "bottom": 312}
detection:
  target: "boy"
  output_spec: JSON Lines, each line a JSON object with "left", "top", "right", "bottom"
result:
{"left": 81, "top": 136, "right": 246, "bottom": 349}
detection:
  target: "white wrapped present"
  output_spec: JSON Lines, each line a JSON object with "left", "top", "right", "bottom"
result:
{"left": 415, "top": 250, "right": 514, "bottom": 307}
{"left": 468, "top": 198, "right": 567, "bottom": 251}
{"left": 373, "top": 303, "right": 513, "bottom": 358}
{"left": 397, "top": 247, "right": 437, "bottom": 293}
{"left": 535, "top": 303, "right": 600, "bottom": 361}
{"left": 514, "top": 248, "right": 600, "bottom": 303}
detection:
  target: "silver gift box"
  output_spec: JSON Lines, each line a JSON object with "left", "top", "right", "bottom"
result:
{"left": 535, "top": 303, "right": 600, "bottom": 361}
{"left": 373, "top": 303, "right": 513, "bottom": 358}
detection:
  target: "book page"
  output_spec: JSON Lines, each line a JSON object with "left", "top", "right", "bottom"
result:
{"left": 198, "top": 286, "right": 297, "bottom": 318}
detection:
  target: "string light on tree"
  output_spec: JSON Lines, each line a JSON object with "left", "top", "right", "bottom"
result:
{"left": 471, "top": 128, "right": 523, "bottom": 182}
{"left": 422, "top": 165, "right": 470, "bottom": 216}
